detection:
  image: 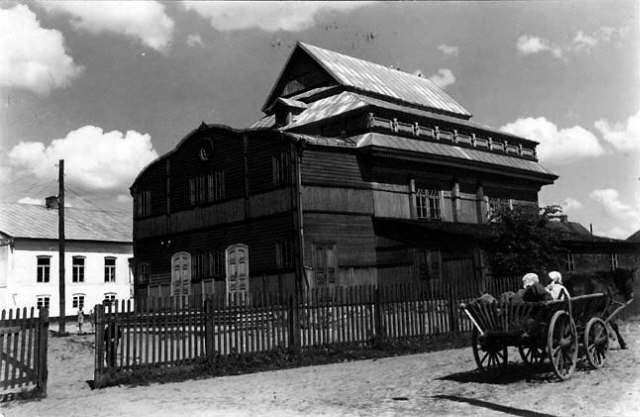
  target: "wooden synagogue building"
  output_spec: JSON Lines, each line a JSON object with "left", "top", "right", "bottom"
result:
{"left": 130, "top": 42, "right": 560, "bottom": 302}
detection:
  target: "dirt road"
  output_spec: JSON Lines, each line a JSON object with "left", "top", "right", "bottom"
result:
{"left": 2, "top": 318, "right": 639, "bottom": 417}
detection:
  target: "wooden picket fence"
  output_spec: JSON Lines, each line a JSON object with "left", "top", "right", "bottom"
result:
{"left": 0, "top": 307, "right": 49, "bottom": 401}
{"left": 93, "top": 278, "right": 520, "bottom": 387}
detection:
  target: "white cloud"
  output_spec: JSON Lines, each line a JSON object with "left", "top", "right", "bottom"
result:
{"left": 500, "top": 117, "right": 604, "bottom": 163}
{"left": 39, "top": 1, "right": 174, "bottom": 52}
{"left": 428, "top": 68, "right": 455, "bottom": 89}
{"left": 437, "top": 44, "right": 459, "bottom": 57}
{"left": 516, "top": 35, "right": 563, "bottom": 59}
{"left": 117, "top": 194, "right": 132, "bottom": 203}
{"left": 0, "top": 4, "right": 83, "bottom": 95}
{"left": 561, "top": 198, "right": 583, "bottom": 212}
{"left": 8, "top": 125, "right": 159, "bottom": 190}
{"left": 18, "top": 197, "right": 43, "bottom": 205}
{"left": 589, "top": 189, "right": 640, "bottom": 238}
{"left": 594, "top": 109, "right": 640, "bottom": 152}
{"left": 187, "top": 34, "right": 204, "bottom": 48}
{"left": 516, "top": 26, "right": 628, "bottom": 60}
{"left": 181, "top": 1, "right": 369, "bottom": 32}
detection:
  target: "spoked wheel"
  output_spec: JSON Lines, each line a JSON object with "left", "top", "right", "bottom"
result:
{"left": 585, "top": 317, "right": 609, "bottom": 369}
{"left": 518, "top": 342, "right": 546, "bottom": 367}
{"left": 472, "top": 328, "right": 508, "bottom": 375}
{"left": 547, "top": 310, "right": 578, "bottom": 380}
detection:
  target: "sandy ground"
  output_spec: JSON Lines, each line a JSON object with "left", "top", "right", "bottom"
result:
{"left": 2, "top": 318, "right": 639, "bottom": 417}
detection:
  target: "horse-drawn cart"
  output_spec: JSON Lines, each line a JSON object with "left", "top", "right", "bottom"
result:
{"left": 460, "top": 293, "right": 625, "bottom": 380}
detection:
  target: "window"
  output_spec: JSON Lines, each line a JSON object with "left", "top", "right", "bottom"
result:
{"left": 135, "top": 190, "right": 151, "bottom": 217}
{"left": 207, "top": 170, "right": 225, "bottom": 202}
{"left": 415, "top": 249, "right": 442, "bottom": 281}
{"left": 37, "top": 256, "right": 50, "bottom": 283}
{"left": 275, "top": 239, "right": 295, "bottom": 269}
{"left": 566, "top": 253, "right": 575, "bottom": 272}
{"left": 137, "top": 262, "right": 150, "bottom": 284}
{"left": 191, "top": 252, "right": 208, "bottom": 280}
{"left": 103, "top": 293, "right": 116, "bottom": 306}
{"left": 208, "top": 250, "right": 225, "bottom": 278}
{"left": 36, "top": 296, "right": 50, "bottom": 310}
{"left": 272, "top": 152, "right": 292, "bottom": 187}
{"left": 313, "top": 244, "right": 337, "bottom": 286}
{"left": 72, "top": 256, "right": 85, "bottom": 282}
{"left": 104, "top": 257, "right": 116, "bottom": 282}
{"left": 611, "top": 253, "right": 619, "bottom": 271}
{"left": 72, "top": 294, "right": 85, "bottom": 310}
{"left": 416, "top": 188, "right": 441, "bottom": 220}
{"left": 189, "top": 176, "right": 206, "bottom": 205}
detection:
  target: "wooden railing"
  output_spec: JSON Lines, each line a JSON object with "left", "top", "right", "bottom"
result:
{"left": 0, "top": 307, "right": 48, "bottom": 400}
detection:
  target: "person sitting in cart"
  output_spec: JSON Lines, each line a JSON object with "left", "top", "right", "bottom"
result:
{"left": 546, "top": 270, "right": 570, "bottom": 300}
{"left": 520, "top": 273, "right": 552, "bottom": 302}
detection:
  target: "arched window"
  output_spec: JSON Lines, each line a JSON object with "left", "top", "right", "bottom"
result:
{"left": 171, "top": 252, "right": 191, "bottom": 300}
{"left": 225, "top": 244, "right": 249, "bottom": 303}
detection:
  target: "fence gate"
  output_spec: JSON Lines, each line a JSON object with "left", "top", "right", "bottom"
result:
{"left": 0, "top": 307, "right": 49, "bottom": 401}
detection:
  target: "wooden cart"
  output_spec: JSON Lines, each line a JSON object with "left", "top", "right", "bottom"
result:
{"left": 460, "top": 293, "right": 621, "bottom": 380}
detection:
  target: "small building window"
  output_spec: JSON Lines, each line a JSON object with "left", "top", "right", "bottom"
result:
{"left": 208, "top": 250, "right": 225, "bottom": 278}
{"left": 37, "top": 256, "right": 51, "bottom": 283}
{"left": 416, "top": 188, "right": 441, "bottom": 220}
{"left": 610, "top": 253, "right": 619, "bottom": 271}
{"left": 191, "top": 252, "right": 209, "bottom": 280}
{"left": 103, "top": 293, "right": 117, "bottom": 306}
{"left": 275, "top": 239, "right": 295, "bottom": 269}
{"left": 72, "top": 256, "right": 85, "bottom": 282}
{"left": 36, "top": 296, "right": 50, "bottom": 310}
{"left": 104, "top": 257, "right": 116, "bottom": 283}
{"left": 135, "top": 190, "right": 151, "bottom": 217}
{"left": 566, "top": 252, "right": 575, "bottom": 272}
{"left": 272, "top": 152, "right": 292, "bottom": 187}
{"left": 72, "top": 294, "right": 85, "bottom": 310}
{"left": 313, "top": 243, "right": 337, "bottom": 286}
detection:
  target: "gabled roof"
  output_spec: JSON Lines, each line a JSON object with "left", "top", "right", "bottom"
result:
{"left": 627, "top": 230, "right": 640, "bottom": 242}
{"left": 262, "top": 42, "right": 471, "bottom": 119}
{"left": 0, "top": 203, "right": 132, "bottom": 242}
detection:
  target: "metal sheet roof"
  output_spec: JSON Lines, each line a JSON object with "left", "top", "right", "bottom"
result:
{"left": 352, "top": 133, "right": 554, "bottom": 176}
{"left": 299, "top": 43, "right": 472, "bottom": 118}
{"left": 0, "top": 203, "right": 132, "bottom": 242}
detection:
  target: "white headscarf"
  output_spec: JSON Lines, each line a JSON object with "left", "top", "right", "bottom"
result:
{"left": 522, "top": 273, "right": 539, "bottom": 288}
{"left": 548, "top": 271, "right": 562, "bottom": 284}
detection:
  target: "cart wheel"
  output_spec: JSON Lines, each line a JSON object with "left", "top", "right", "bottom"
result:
{"left": 585, "top": 317, "right": 609, "bottom": 369}
{"left": 472, "top": 328, "right": 508, "bottom": 375}
{"left": 518, "top": 343, "right": 545, "bottom": 366}
{"left": 547, "top": 310, "right": 578, "bottom": 380}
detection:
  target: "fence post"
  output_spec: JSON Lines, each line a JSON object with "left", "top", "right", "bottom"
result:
{"left": 204, "top": 298, "right": 214, "bottom": 364}
{"left": 373, "top": 287, "right": 384, "bottom": 345}
{"left": 447, "top": 282, "right": 459, "bottom": 333}
{"left": 288, "top": 294, "right": 300, "bottom": 353}
{"left": 93, "top": 304, "right": 104, "bottom": 387}
{"left": 36, "top": 307, "right": 49, "bottom": 396}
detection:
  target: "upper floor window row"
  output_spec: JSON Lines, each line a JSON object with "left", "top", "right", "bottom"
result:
{"left": 416, "top": 188, "right": 441, "bottom": 220}
{"left": 189, "top": 170, "right": 225, "bottom": 206}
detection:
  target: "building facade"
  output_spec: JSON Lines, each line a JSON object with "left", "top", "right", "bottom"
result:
{"left": 131, "top": 42, "right": 561, "bottom": 301}
{"left": 0, "top": 202, "right": 132, "bottom": 316}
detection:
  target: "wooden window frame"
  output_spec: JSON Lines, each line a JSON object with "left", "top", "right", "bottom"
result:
{"left": 610, "top": 253, "right": 619, "bottom": 271}
{"left": 566, "top": 252, "right": 575, "bottom": 272}
{"left": 72, "top": 256, "right": 85, "bottom": 283}
{"left": 36, "top": 295, "right": 50, "bottom": 310}
{"left": 272, "top": 151, "right": 291, "bottom": 187}
{"left": 275, "top": 239, "right": 295, "bottom": 269}
{"left": 415, "top": 187, "right": 441, "bottom": 220}
{"left": 313, "top": 243, "right": 337, "bottom": 287}
{"left": 72, "top": 293, "right": 85, "bottom": 310}
{"left": 37, "top": 256, "right": 51, "bottom": 283}
{"left": 104, "top": 257, "right": 116, "bottom": 283}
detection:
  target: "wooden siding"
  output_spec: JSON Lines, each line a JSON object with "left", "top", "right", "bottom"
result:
{"left": 302, "top": 186, "right": 373, "bottom": 214}
{"left": 247, "top": 134, "right": 291, "bottom": 195}
{"left": 372, "top": 190, "right": 410, "bottom": 218}
{"left": 301, "top": 149, "right": 369, "bottom": 188}
{"left": 134, "top": 162, "right": 166, "bottom": 218}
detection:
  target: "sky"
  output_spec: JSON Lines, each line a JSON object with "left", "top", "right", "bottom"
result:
{"left": 0, "top": 1, "right": 638, "bottom": 239}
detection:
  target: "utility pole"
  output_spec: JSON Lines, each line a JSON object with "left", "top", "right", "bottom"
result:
{"left": 58, "top": 159, "right": 66, "bottom": 334}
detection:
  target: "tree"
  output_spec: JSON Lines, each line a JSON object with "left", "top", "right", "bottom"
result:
{"left": 485, "top": 205, "right": 565, "bottom": 277}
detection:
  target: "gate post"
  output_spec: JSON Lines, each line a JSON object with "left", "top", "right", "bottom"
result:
{"left": 36, "top": 307, "right": 49, "bottom": 396}
{"left": 447, "top": 282, "right": 459, "bottom": 333}
{"left": 288, "top": 294, "right": 300, "bottom": 353}
{"left": 204, "top": 298, "right": 214, "bottom": 364}
{"left": 93, "top": 304, "right": 104, "bottom": 387}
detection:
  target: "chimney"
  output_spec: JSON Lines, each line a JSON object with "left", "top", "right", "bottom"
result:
{"left": 45, "top": 196, "right": 59, "bottom": 209}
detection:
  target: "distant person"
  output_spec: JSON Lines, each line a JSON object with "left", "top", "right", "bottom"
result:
{"left": 77, "top": 308, "right": 84, "bottom": 334}
{"left": 546, "top": 271, "right": 569, "bottom": 300}
{"left": 88, "top": 308, "right": 94, "bottom": 333}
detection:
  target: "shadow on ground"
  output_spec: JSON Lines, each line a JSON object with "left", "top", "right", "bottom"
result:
{"left": 436, "top": 363, "right": 555, "bottom": 385}
{"left": 433, "top": 394, "right": 560, "bottom": 417}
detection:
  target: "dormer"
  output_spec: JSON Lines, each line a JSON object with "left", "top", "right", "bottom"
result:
{"left": 268, "top": 97, "right": 308, "bottom": 127}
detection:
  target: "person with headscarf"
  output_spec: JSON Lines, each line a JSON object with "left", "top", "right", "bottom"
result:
{"left": 521, "top": 272, "right": 552, "bottom": 302}
{"left": 546, "top": 270, "right": 569, "bottom": 300}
